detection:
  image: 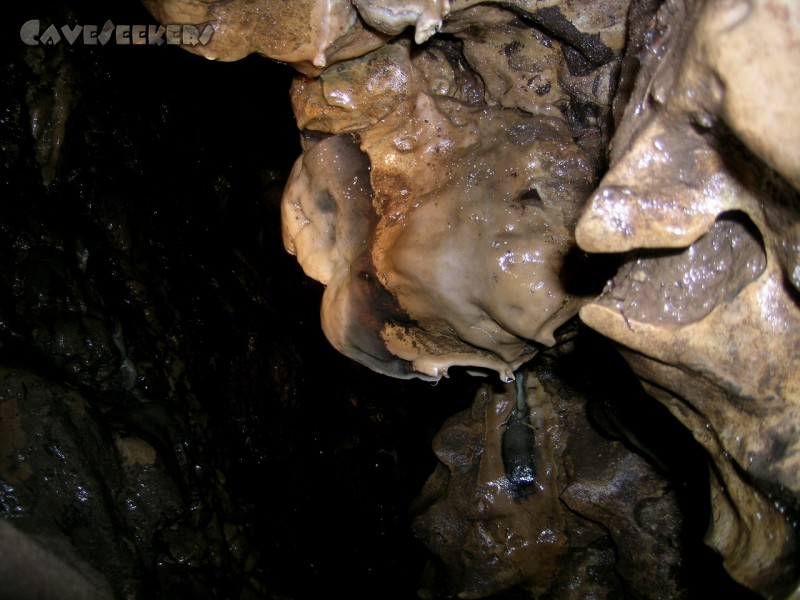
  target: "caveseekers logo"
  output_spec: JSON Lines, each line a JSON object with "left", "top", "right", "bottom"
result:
{"left": 20, "top": 19, "right": 214, "bottom": 46}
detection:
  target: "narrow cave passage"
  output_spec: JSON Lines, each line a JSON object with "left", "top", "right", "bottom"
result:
{"left": 0, "top": 1, "right": 772, "bottom": 598}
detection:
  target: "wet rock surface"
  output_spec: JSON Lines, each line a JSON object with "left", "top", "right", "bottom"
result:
{"left": 412, "top": 355, "right": 680, "bottom": 599}
{"left": 411, "top": 331, "right": 757, "bottom": 599}
{"left": 576, "top": 0, "right": 800, "bottom": 594}
{"left": 596, "top": 213, "right": 767, "bottom": 326}
{"left": 1, "top": 2, "right": 472, "bottom": 597}
{"left": 281, "top": 4, "right": 615, "bottom": 381}
{"left": 2, "top": 0, "right": 791, "bottom": 598}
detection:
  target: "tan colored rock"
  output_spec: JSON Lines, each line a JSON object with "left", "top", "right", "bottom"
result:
{"left": 283, "top": 37, "right": 596, "bottom": 380}
{"left": 576, "top": 0, "right": 800, "bottom": 595}
{"left": 141, "top": 0, "right": 389, "bottom": 74}
{"left": 290, "top": 40, "right": 416, "bottom": 134}
{"left": 276, "top": 0, "right": 626, "bottom": 380}
{"left": 700, "top": 0, "right": 800, "bottom": 191}
{"left": 412, "top": 363, "right": 685, "bottom": 598}
{"left": 413, "top": 372, "right": 569, "bottom": 597}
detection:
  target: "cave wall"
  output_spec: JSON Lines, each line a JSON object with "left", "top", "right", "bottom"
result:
{"left": 1, "top": 2, "right": 479, "bottom": 597}
{"left": 2, "top": 0, "right": 795, "bottom": 598}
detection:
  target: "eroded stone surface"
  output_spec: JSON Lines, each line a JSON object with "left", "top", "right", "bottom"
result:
{"left": 596, "top": 214, "right": 767, "bottom": 326}
{"left": 576, "top": 0, "right": 800, "bottom": 595}
{"left": 412, "top": 360, "right": 685, "bottom": 598}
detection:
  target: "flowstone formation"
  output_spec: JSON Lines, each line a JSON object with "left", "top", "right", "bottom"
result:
{"left": 144, "top": 0, "right": 627, "bottom": 381}
{"left": 283, "top": 42, "right": 596, "bottom": 381}
{"left": 281, "top": 33, "right": 610, "bottom": 381}
{"left": 139, "top": 0, "right": 800, "bottom": 597}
